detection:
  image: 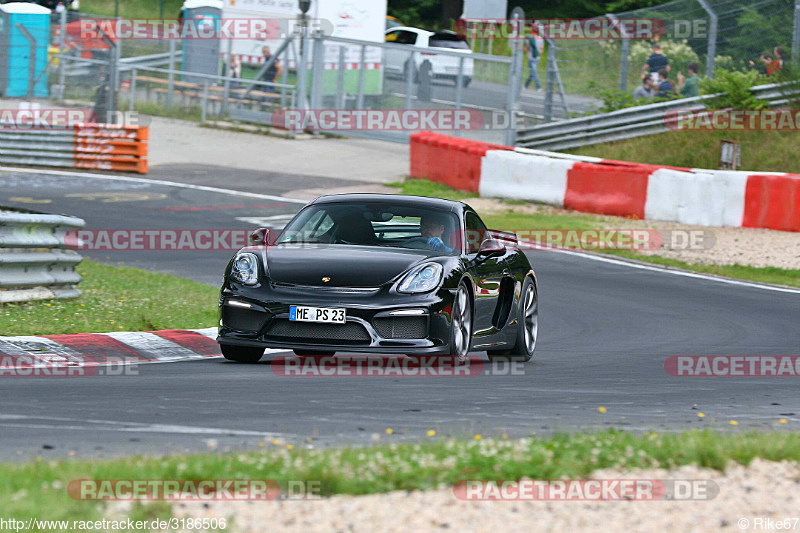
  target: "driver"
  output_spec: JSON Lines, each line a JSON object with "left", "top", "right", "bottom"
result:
{"left": 420, "top": 214, "right": 453, "bottom": 253}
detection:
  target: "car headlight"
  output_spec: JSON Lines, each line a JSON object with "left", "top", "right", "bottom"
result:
{"left": 398, "top": 262, "right": 443, "bottom": 293}
{"left": 230, "top": 253, "right": 259, "bottom": 285}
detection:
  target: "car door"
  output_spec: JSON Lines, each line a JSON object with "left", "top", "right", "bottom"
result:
{"left": 384, "top": 29, "right": 418, "bottom": 76}
{"left": 464, "top": 211, "right": 505, "bottom": 338}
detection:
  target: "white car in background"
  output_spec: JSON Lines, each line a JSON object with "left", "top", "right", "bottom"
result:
{"left": 384, "top": 27, "right": 474, "bottom": 87}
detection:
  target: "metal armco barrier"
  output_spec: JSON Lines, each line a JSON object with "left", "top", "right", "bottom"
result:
{"left": 0, "top": 124, "right": 148, "bottom": 173}
{"left": 517, "top": 82, "right": 800, "bottom": 151}
{"left": 0, "top": 210, "right": 86, "bottom": 303}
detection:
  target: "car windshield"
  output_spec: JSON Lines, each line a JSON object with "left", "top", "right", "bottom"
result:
{"left": 429, "top": 32, "right": 470, "bottom": 49}
{"left": 277, "top": 202, "right": 460, "bottom": 256}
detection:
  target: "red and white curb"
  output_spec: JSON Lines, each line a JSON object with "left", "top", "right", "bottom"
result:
{"left": 0, "top": 328, "right": 284, "bottom": 369}
{"left": 410, "top": 132, "right": 800, "bottom": 233}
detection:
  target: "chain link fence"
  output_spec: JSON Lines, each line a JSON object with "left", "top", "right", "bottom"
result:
{"left": 3, "top": 1, "right": 797, "bottom": 146}
{"left": 518, "top": 0, "right": 797, "bottom": 103}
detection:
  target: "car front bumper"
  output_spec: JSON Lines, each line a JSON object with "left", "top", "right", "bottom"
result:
{"left": 217, "top": 281, "right": 457, "bottom": 355}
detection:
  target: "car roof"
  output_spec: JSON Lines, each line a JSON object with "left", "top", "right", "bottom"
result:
{"left": 310, "top": 193, "right": 465, "bottom": 212}
{"left": 385, "top": 26, "right": 433, "bottom": 36}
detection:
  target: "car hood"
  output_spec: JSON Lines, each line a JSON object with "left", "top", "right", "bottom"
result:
{"left": 265, "top": 244, "right": 434, "bottom": 288}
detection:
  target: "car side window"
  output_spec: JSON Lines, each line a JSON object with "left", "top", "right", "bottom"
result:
{"left": 465, "top": 212, "right": 487, "bottom": 254}
{"left": 393, "top": 30, "right": 418, "bottom": 45}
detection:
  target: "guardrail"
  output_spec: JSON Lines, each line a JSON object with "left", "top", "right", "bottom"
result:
{"left": 0, "top": 124, "right": 149, "bottom": 173}
{"left": 0, "top": 210, "right": 86, "bottom": 303}
{"left": 118, "top": 51, "right": 182, "bottom": 72}
{"left": 516, "top": 82, "right": 800, "bottom": 151}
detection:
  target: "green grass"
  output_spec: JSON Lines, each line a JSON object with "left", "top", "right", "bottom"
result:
{"left": 80, "top": 0, "right": 183, "bottom": 19}
{"left": 388, "top": 179, "right": 478, "bottom": 201}
{"left": 605, "top": 251, "right": 800, "bottom": 288}
{"left": 388, "top": 179, "right": 800, "bottom": 288}
{"left": 2, "top": 429, "right": 798, "bottom": 524}
{"left": 569, "top": 129, "right": 800, "bottom": 174}
{"left": 0, "top": 260, "right": 218, "bottom": 336}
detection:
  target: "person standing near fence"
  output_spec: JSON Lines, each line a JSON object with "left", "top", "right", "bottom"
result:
{"left": 677, "top": 62, "right": 700, "bottom": 97}
{"left": 523, "top": 29, "right": 544, "bottom": 91}
{"left": 643, "top": 43, "right": 670, "bottom": 83}
{"left": 259, "top": 46, "right": 284, "bottom": 84}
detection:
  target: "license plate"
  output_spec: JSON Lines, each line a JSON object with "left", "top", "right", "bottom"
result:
{"left": 289, "top": 305, "right": 346, "bottom": 324}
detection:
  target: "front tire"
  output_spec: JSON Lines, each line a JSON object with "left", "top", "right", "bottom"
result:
{"left": 220, "top": 344, "right": 264, "bottom": 363}
{"left": 487, "top": 277, "right": 538, "bottom": 362}
{"left": 450, "top": 281, "right": 473, "bottom": 356}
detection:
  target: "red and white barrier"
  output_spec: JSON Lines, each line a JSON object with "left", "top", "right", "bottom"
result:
{"left": 409, "top": 132, "right": 800, "bottom": 232}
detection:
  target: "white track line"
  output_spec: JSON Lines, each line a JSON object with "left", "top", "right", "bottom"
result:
{"left": 0, "top": 166, "right": 308, "bottom": 204}
{"left": 0, "top": 414, "right": 289, "bottom": 438}
{"left": 524, "top": 242, "right": 800, "bottom": 295}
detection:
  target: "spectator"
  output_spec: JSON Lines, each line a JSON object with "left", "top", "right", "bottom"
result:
{"left": 523, "top": 30, "right": 544, "bottom": 90}
{"left": 749, "top": 47, "right": 785, "bottom": 76}
{"left": 223, "top": 56, "right": 242, "bottom": 89}
{"left": 656, "top": 68, "right": 675, "bottom": 99}
{"left": 748, "top": 54, "right": 771, "bottom": 75}
{"left": 643, "top": 43, "right": 670, "bottom": 82}
{"left": 258, "top": 46, "right": 283, "bottom": 84}
{"left": 677, "top": 62, "right": 700, "bottom": 98}
{"left": 633, "top": 75, "right": 654, "bottom": 100}
{"left": 769, "top": 46, "right": 785, "bottom": 74}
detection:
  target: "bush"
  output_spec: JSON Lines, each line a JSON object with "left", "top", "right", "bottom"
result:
{"left": 700, "top": 68, "right": 769, "bottom": 110}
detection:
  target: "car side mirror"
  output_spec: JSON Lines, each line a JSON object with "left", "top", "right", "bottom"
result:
{"left": 476, "top": 238, "right": 505, "bottom": 259}
{"left": 249, "top": 228, "right": 277, "bottom": 246}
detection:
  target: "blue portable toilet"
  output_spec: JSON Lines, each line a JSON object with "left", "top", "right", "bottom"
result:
{"left": 180, "top": 0, "right": 223, "bottom": 84}
{"left": 0, "top": 2, "right": 51, "bottom": 98}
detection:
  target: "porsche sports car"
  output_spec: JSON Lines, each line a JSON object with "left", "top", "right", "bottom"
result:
{"left": 217, "top": 194, "right": 538, "bottom": 362}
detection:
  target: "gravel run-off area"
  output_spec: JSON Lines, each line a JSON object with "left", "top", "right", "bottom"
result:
{"left": 152, "top": 459, "right": 800, "bottom": 532}
{"left": 466, "top": 198, "right": 800, "bottom": 271}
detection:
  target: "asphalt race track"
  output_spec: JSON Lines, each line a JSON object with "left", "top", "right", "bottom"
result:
{"left": 1, "top": 167, "right": 799, "bottom": 460}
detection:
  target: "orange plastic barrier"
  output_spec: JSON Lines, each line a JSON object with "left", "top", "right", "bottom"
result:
{"left": 72, "top": 124, "right": 149, "bottom": 174}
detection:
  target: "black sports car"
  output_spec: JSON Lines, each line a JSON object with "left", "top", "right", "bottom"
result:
{"left": 217, "top": 194, "right": 538, "bottom": 362}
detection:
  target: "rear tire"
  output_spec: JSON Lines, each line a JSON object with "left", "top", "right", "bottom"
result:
{"left": 220, "top": 344, "right": 264, "bottom": 363}
{"left": 487, "top": 277, "right": 538, "bottom": 363}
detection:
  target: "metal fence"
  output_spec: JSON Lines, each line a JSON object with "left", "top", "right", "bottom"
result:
{"left": 517, "top": 81, "right": 800, "bottom": 150}
{"left": 5, "top": 2, "right": 799, "bottom": 147}
{"left": 501, "top": 0, "right": 798, "bottom": 102}
{"left": 0, "top": 210, "right": 85, "bottom": 303}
